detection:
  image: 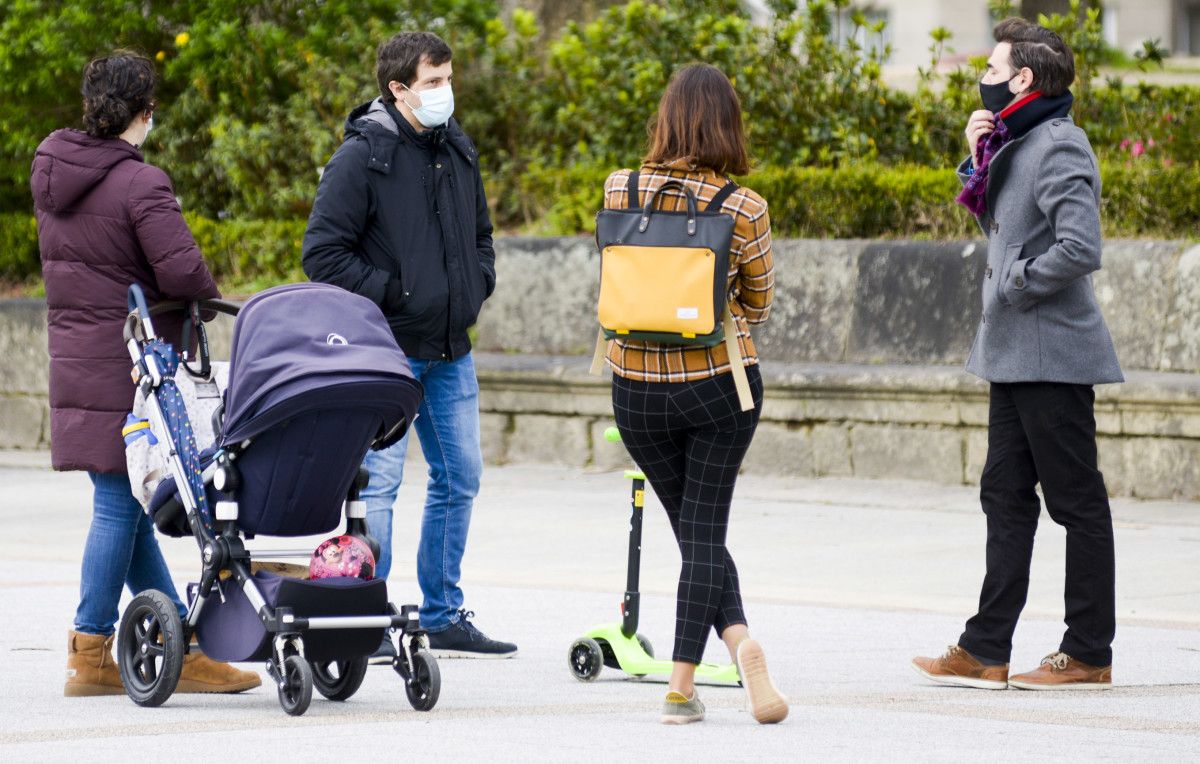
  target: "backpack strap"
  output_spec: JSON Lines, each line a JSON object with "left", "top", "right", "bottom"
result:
{"left": 626, "top": 170, "right": 641, "bottom": 209}
{"left": 722, "top": 311, "right": 754, "bottom": 412}
{"left": 705, "top": 181, "right": 738, "bottom": 212}
{"left": 589, "top": 327, "right": 608, "bottom": 376}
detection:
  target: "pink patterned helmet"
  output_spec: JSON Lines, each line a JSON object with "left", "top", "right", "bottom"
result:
{"left": 309, "top": 535, "right": 376, "bottom": 580}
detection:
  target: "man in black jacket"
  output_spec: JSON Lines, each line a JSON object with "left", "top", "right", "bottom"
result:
{"left": 303, "top": 31, "right": 515, "bottom": 661}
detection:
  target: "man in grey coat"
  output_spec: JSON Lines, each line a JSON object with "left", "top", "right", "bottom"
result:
{"left": 912, "top": 18, "right": 1122, "bottom": 691}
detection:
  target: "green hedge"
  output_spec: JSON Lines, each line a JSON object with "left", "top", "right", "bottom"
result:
{"left": 183, "top": 214, "right": 307, "bottom": 291}
{"left": 513, "top": 161, "right": 1200, "bottom": 240}
{"left": 3, "top": 162, "right": 1196, "bottom": 286}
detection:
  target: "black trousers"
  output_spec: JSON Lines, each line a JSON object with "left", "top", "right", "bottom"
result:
{"left": 959, "top": 382, "right": 1116, "bottom": 668}
{"left": 612, "top": 366, "right": 763, "bottom": 664}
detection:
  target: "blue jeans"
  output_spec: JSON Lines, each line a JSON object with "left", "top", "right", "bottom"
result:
{"left": 75, "top": 472, "right": 187, "bottom": 636}
{"left": 362, "top": 352, "right": 483, "bottom": 632}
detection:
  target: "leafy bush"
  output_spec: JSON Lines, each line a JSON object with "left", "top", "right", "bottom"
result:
{"left": 183, "top": 214, "right": 307, "bottom": 289}
{"left": 0, "top": 213, "right": 39, "bottom": 281}
{"left": 3, "top": 0, "right": 1196, "bottom": 223}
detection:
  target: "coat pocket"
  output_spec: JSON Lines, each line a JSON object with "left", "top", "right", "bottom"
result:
{"left": 981, "top": 237, "right": 1007, "bottom": 316}
{"left": 996, "top": 242, "right": 1023, "bottom": 307}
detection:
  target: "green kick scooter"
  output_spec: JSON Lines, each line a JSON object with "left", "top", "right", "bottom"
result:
{"left": 567, "top": 427, "right": 741, "bottom": 685}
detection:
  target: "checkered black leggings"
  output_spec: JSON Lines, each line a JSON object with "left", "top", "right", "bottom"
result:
{"left": 612, "top": 365, "right": 763, "bottom": 664}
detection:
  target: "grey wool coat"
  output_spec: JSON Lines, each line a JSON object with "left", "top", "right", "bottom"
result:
{"left": 958, "top": 117, "right": 1124, "bottom": 385}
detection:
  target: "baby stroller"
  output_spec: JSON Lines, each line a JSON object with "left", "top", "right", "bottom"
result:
{"left": 118, "top": 282, "right": 438, "bottom": 716}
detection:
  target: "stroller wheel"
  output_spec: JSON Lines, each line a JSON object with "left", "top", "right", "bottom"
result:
{"left": 405, "top": 650, "right": 440, "bottom": 711}
{"left": 117, "top": 589, "right": 185, "bottom": 707}
{"left": 277, "top": 655, "right": 313, "bottom": 716}
{"left": 311, "top": 657, "right": 368, "bottom": 701}
{"left": 568, "top": 638, "right": 604, "bottom": 682}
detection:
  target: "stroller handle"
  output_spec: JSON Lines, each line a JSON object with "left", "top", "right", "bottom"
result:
{"left": 123, "top": 288, "right": 243, "bottom": 345}
{"left": 147, "top": 299, "right": 243, "bottom": 320}
{"left": 126, "top": 284, "right": 156, "bottom": 340}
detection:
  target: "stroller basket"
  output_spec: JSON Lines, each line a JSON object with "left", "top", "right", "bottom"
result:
{"left": 189, "top": 572, "right": 387, "bottom": 663}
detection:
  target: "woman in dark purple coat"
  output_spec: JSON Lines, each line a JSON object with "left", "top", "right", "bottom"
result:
{"left": 32, "top": 51, "right": 259, "bottom": 696}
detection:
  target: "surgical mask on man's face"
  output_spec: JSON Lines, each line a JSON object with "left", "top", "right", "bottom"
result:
{"left": 403, "top": 83, "right": 454, "bottom": 128}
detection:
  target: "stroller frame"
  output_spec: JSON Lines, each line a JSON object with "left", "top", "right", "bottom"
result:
{"left": 118, "top": 284, "right": 439, "bottom": 715}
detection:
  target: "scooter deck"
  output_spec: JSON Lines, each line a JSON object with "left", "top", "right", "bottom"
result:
{"left": 583, "top": 623, "right": 741, "bottom": 684}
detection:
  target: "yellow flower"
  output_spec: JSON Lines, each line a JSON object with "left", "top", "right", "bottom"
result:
{"left": 175, "top": 32, "right": 190, "bottom": 47}
{"left": 155, "top": 51, "right": 166, "bottom": 62}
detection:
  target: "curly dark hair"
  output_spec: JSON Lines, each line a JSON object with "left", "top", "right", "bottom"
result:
{"left": 81, "top": 51, "right": 157, "bottom": 139}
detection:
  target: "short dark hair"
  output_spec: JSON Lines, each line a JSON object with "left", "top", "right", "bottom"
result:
{"left": 81, "top": 51, "right": 156, "bottom": 139}
{"left": 376, "top": 32, "right": 453, "bottom": 103}
{"left": 644, "top": 64, "right": 750, "bottom": 176}
{"left": 993, "top": 17, "right": 1075, "bottom": 97}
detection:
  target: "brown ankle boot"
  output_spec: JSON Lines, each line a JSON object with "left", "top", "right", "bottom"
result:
{"left": 64, "top": 630, "right": 125, "bottom": 697}
{"left": 176, "top": 651, "right": 261, "bottom": 694}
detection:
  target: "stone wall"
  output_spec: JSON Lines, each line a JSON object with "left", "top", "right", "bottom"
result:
{"left": 5, "top": 237, "right": 1200, "bottom": 500}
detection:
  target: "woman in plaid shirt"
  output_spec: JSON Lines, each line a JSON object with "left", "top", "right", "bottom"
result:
{"left": 603, "top": 63, "right": 786, "bottom": 726}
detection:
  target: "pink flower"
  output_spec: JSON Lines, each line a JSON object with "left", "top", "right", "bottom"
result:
{"left": 1147, "top": 138, "right": 1156, "bottom": 148}
{"left": 1131, "top": 140, "right": 1145, "bottom": 157}
{"left": 1120, "top": 138, "right": 1130, "bottom": 150}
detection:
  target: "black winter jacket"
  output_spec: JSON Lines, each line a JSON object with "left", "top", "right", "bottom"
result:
{"left": 302, "top": 98, "right": 495, "bottom": 360}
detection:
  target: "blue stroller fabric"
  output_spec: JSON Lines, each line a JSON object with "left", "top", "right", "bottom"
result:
{"left": 144, "top": 339, "right": 214, "bottom": 532}
{"left": 221, "top": 282, "right": 419, "bottom": 445}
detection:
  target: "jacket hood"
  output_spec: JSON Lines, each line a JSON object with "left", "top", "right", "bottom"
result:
{"left": 344, "top": 98, "right": 398, "bottom": 138}
{"left": 31, "top": 129, "right": 142, "bottom": 212}
{"left": 342, "top": 99, "right": 476, "bottom": 169}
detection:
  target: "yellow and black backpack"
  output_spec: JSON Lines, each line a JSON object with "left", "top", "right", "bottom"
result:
{"left": 589, "top": 171, "right": 753, "bottom": 410}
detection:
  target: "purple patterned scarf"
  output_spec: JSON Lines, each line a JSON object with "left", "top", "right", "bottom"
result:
{"left": 955, "top": 91, "right": 1074, "bottom": 217}
{"left": 955, "top": 117, "right": 1011, "bottom": 217}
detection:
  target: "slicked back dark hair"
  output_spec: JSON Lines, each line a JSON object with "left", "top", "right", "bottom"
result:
{"left": 81, "top": 51, "right": 156, "bottom": 139}
{"left": 376, "top": 31, "right": 453, "bottom": 103}
{"left": 993, "top": 17, "right": 1075, "bottom": 97}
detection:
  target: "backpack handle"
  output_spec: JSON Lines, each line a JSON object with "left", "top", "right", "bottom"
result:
{"left": 639, "top": 180, "right": 698, "bottom": 236}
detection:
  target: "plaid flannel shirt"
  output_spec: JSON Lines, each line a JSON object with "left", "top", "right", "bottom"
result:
{"left": 602, "top": 160, "right": 775, "bottom": 382}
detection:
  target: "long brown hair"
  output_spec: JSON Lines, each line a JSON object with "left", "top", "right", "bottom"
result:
{"left": 643, "top": 64, "right": 749, "bottom": 176}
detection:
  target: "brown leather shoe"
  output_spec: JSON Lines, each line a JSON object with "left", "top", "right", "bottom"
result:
{"left": 911, "top": 645, "right": 1009, "bottom": 690}
{"left": 176, "top": 652, "right": 261, "bottom": 694}
{"left": 1008, "top": 652, "right": 1112, "bottom": 691}
{"left": 64, "top": 630, "right": 125, "bottom": 697}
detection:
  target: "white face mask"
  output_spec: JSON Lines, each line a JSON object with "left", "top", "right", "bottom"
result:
{"left": 144, "top": 115, "right": 154, "bottom": 139}
{"left": 403, "top": 83, "right": 454, "bottom": 128}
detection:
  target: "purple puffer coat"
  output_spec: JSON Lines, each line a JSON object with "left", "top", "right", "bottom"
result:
{"left": 31, "top": 129, "right": 220, "bottom": 473}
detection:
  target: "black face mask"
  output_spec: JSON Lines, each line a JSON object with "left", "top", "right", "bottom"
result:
{"left": 979, "top": 75, "right": 1017, "bottom": 114}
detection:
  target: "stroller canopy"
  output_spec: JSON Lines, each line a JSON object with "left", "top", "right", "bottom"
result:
{"left": 221, "top": 283, "right": 421, "bottom": 446}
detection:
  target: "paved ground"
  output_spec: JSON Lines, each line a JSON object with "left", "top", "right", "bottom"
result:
{"left": 1, "top": 452, "right": 1199, "bottom": 761}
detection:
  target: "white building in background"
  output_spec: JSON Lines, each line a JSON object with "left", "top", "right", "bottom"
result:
{"left": 824, "top": 0, "right": 1200, "bottom": 68}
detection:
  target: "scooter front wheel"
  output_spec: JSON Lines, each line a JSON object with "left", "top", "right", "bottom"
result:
{"left": 568, "top": 638, "right": 604, "bottom": 682}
